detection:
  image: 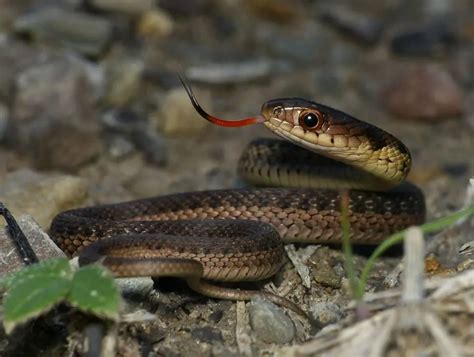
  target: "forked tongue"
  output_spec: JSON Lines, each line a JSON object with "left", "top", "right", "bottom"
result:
{"left": 180, "top": 75, "right": 265, "bottom": 127}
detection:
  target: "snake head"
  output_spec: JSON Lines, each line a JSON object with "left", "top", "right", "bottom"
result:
{"left": 180, "top": 75, "right": 410, "bottom": 186}
{"left": 261, "top": 98, "right": 411, "bottom": 186}
{"left": 260, "top": 98, "right": 369, "bottom": 148}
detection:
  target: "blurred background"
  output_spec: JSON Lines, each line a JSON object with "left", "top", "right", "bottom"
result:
{"left": 0, "top": 0, "right": 473, "bottom": 229}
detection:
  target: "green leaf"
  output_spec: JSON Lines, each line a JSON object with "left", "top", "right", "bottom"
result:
{"left": 3, "top": 258, "right": 73, "bottom": 333}
{"left": 1, "top": 258, "right": 72, "bottom": 291}
{"left": 69, "top": 265, "right": 120, "bottom": 321}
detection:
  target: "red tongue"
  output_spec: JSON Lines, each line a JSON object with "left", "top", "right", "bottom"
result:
{"left": 179, "top": 75, "right": 265, "bottom": 127}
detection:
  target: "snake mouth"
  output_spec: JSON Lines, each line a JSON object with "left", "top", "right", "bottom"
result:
{"left": 264, "top": 117, "right": 358, "bottom": 153}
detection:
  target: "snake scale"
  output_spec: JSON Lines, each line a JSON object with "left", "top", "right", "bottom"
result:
{"left": 50, "top": 78, "right": 425, "bottom": 315}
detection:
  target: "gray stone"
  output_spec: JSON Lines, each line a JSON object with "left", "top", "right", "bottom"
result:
{"left": 248, "top": 297, "right": 295, "bottom": 344}
{"left": 115, "top": 277, "right": 155, "bottom": 298}
{"left": 185, "top": 60, "right": 272, "bottom": 85}
{"left": 390, "top": 22, "right": 457, "bottom": 57}
{"left": 102, "top": 109, "right": 168, "bottom": 165}
{"left": 310, "top": 302, "right": 344, "bottom": 328}
{"left": 190, "top": 326, "right": 224, "bottom": 343}
{"left": 0, "top": 102, "right": 8, "bottom": 142}
{"left": 0, "top": 37, "right": 41, "bottom": 100}
{"left": 14, "top": 7, "right": 113, "bottom": 56}
{"left": 382, "top": 64, "right": 464, "bottom": 121}
{"left": 0, "top": 215, "right": 66, "bottom": 277}
{"left": 103, "top": 57, "right": 144, "bottom": 107}
{"left": 0, "top": 169, "right": 88, "bottom": 230}
{"left": 311, "top": 259, "right": 342, "bottom": 289}
{"left": 321, "top": 5, "right": 384, "bottom": 46}
{"left": 9, "top": 54, "right": 102, "bottom": 170}
{"left": 89, "top": 0, "right": 155, "bottom": 16}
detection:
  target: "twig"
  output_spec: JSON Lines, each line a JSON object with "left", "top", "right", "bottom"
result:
{"left": 0, "top": 202, "right": 38, "bottom": 265}
{"left": 235, "top": 301, "right": 252, "bottom": 357}
{"left": 285, "top": 244, "right": 312, "bottom": 288}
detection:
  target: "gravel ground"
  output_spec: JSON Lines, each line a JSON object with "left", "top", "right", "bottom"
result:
{"left": 0, "top": 0, "right": 473, "bottom": 355}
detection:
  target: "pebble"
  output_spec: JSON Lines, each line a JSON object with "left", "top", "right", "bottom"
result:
{"left": 0, "top": 103, "right": 8, "bottom": 142}
{"left": 243, "top": 0, "right": 303, "bottom": 24}
{"left": 0, "top": 215, "right": 66, "bottom": 277}
{"left": 390, "top": 22, "right": 456, "bottom": 57}
{"left": 320, "top": 5, "right": 383, "bottom": 46}
{"left": 9, "top": 54, "right": 102, "bottom": 170}
{"left": 137, "top": 9, "right": 174, "bottom": 39}
{"left": 14, "top": 7, "right": 113, "bottom": 57}
{"left": 153, "top": 88, "right": 210, "bottom": 136}
{"left": 89, "top": 0, "right": 155, "bottom": 16}
{"left": 185, "top": 60, "right": 272, "bottom": 85}
{"left": 158, "top": 0, "right": 210, "bottom": 16}
{"left": 310, "top": 302, "right": 344, "bottom": 328}
{"left": 0, "top": 38, "right": 40, "bottom": 100}
{"left": 248, "top": 297, "right": 295, "bottom": 344}
{"left": 190, "top": 326, "right": 224, "bottom": 343}
{"left": 104, "top": 57, "right": 144, "bottom": 107}
{"left": 115, "top": 277, "right": 155, "bottom": 298}
{"left": 309, "top": 249, "right": 343, "bottom": 289}
{"left": 102, "top": 109, "right": 168, "bottom": 165}
{"left": 0, "top": 169, "right": 88, "bottom": 229}
{"left": 381, "top": 64, "right": 464, "bottom": 121}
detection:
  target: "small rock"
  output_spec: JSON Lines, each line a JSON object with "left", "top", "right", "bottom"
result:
{"left": 265, "top": 28, "right": 329, "bottom": 64}
{"left": 311, "top": 260, "right": 342, "bottom": 288}
{"left": 14, "top": 7, "right": 113, "bottom": 57}
{"left": 0, "top": 215, "right": 66, "bottom": 277}
{"left": 308, "top": 247, "right": 345, "bottom": 288}
{"left": 154, "top": 88, "right": 210, "bottom": 136}
{"left": 115, "top": 277, "right": 155, "bottom": 298}
{"left": 321, "top": 5, "right": 384, "bottom": 46}
{"left": 0, "top": 102, "right": 8, "bottom": 142}
{"left": 310, "top": 302, "right": 344, "bottom": 328}
{"left": 89, "top": 0, "right": 155, "bottom": 16}
{"left": 208, "top": 309, "right": 224, "bottom": 323}
{"left": 125, "top": 167, "right": 172, "bottom": 198}
{"left": 102, "top": 109, "right": 168, "bottom": 165}
{"left": 248, "top": 297, "right": 295, "bottom": 344}
{"left": 104, "top": 57, "right": 144, "bottom": 107}
{"left": 137, "top": 9, "right": 174, "bottom": 39}
{"left": 158, "top": 0, "right": 210, "bottom": 16}
{"left": 242, "top": 0, "right": 303, "bottom": 24}
{"left": 382, "top": 64, "right": 464, "bottom": 121}
{"left": 0, "top": 169, "right": 88, "bottom": 229}
{"left": 106, "top": 136, "right": 135, "bottom": 159}
{"left": 390, "top": 23, "right": 457, "bottom": 57}
{"left": 190, "top": 326, "right": 224, "bottom": 343}
{"left": 0, "top": 38, "right": 41, "bottom": 99}
{"left": 185, "top": 60, "right": 272, "bottom": 85}
{"left": 8, "top": 54, "right": 102, "bottom": 170}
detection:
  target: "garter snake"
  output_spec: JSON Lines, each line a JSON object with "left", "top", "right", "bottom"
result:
{"left": 50, "top": 78, "right": 425, "bottom": 315}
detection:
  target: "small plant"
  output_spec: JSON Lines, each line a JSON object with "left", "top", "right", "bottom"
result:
{"left": 340, "top": 199, "right": 474, "bottom": 302}
{"left": 0, "top": 258, "right": 120, "bottom": 333}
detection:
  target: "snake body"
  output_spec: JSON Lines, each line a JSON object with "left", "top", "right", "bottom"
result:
{"left": 50, "top": 80, "right": 425, "bottom": 315}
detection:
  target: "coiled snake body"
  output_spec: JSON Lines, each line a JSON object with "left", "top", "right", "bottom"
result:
{"left": 50, "top": 80, "right": 425, "bottom": 314}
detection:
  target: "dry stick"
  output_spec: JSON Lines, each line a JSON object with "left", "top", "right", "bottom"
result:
{"left": 235, "top": 301, "right": 252, "bottom": 357}
{"left": 0, "top": 202, "right": 38, "bottom": 265}
{"left": 401, "top": 227, "right": 424, "bottom": 304}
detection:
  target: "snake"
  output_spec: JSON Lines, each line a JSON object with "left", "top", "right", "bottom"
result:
{"left": 50, "top": 78, "right": 425, "bottom": 316}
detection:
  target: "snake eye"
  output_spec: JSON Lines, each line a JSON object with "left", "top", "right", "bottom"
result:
{"left": 300, "top": 112, "right": 321, "bottom": 129}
